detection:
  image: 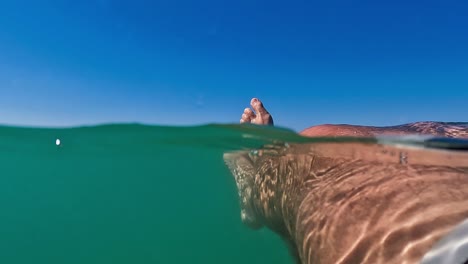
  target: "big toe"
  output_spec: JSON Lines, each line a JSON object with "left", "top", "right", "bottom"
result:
{"left": 250, "top": 98, "right": 267, "bottom": 115}
{"left": 250, "top": 98, "right": 274, "bottom": 125}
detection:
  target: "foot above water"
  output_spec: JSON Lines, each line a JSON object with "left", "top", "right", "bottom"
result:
{"left": 240, "top": 98, "right": 274, "bottom": 126}
{"left": 238, "top": 98, "right": 468, "bottom": 139}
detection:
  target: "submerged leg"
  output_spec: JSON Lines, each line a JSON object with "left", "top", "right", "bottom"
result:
{"left": 228, "top": 98, "right": 468, "bottom": 264}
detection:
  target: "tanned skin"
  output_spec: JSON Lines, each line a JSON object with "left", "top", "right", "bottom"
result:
{"left": 226, "top": 98, "right": 468, "bottom": 264}
{"left": 242, "top": 98, "right": 467, "bottom": 139}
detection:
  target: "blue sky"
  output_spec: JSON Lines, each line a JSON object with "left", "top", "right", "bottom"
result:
{"left": 0, "top": 0, "right": 467, "bottom": 131}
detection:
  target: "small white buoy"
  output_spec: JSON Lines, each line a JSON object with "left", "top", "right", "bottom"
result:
{"left": 56, "top": 139, "right": 61, "bottom": 146}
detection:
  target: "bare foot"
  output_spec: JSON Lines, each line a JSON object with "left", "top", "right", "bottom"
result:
{"left": 240, "top": 98, "right": 274, "bottom": 125}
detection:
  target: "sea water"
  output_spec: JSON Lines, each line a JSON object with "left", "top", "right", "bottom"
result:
{"left": 0, "top": 123, "right": 467, "bottom": 264}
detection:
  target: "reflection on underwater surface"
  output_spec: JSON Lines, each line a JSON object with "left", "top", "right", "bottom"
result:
{"left": 0, "top": 123, "right": 467, "bottom": 263}
{"left": 223, "top": 124, "right": 468, "bottom": 264}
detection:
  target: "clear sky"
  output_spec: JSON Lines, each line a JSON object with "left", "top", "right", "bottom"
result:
{"left": 0, "top": 0, "right": 467, "bottom": 131}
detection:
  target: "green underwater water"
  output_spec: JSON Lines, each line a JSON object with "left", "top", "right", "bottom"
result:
{"left": 0, "top": 123, "right": 467, "bottom": 264}
{"left": 0, "top": 123, "right": 307, "bottom": 264}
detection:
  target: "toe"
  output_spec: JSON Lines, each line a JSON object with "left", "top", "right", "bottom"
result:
{"left": 240, "top": 112, "right": 253, "bottom": 124}
{"left": 249, "top": 98, "right": 274, "bottom": 125}
{"left": 250, "top": 98, "right": 268, "bottom": 115}
{"left": 243, "top": 108, "right": 255, "bottom": 119}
